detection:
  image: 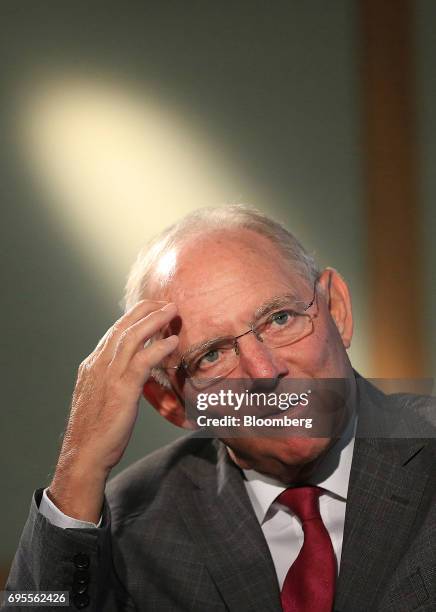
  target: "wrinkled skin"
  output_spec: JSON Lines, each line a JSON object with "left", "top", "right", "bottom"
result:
{"left": 145, "top": 228, "right": 355, "bottom": 484}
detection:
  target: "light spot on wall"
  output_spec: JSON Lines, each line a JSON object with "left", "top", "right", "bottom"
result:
{"left": 17, "top": 75, "right": 250, "bottom": 292}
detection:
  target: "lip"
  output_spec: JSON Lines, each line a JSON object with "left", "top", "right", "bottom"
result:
{"left": 185, "top": 379, "right": 351, "bottom": 418}
{"left": 247, "top": 403, "right": 310, "bottom": 420}
{"left": 240, "top": 389, "right": 347, "bottom": 426}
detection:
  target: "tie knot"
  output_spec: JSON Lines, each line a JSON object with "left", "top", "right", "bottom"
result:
{"left": 276, "top": 485, "right": 322, "bottom": 522}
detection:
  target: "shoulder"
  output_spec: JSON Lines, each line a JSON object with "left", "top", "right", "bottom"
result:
{"left": 358, "top": 375, "right": 434, "bottom": 412}
{"left": 383, "top": 388, "right": 436, "bottom": 434}
{"left": 105, "top": 434, "right": 217, "bottom": 524}
{"left": 357, "top": 375, "right": 436, "bottom": 439}
{"left": 388, "top": 390, "right": 436, "bottom": 439}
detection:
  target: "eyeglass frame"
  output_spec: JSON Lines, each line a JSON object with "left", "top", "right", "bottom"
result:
{"left": 159, "top": 276, "right": 320, "bottom": 385}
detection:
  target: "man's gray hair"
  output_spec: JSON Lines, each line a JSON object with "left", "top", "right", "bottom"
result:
{"left": 123, "top": 204, "right": 320, "bottom": 389}
{"left": 123, "top": 204, "right": 320, "bottom": 312}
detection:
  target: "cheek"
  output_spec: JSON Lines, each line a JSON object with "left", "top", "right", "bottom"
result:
{"left": 279, "top": 319, "right": 345, "bottom": 376}
{"left": 279, "top": 437, "right": 332, "bottom": 464}
{"left": 283, "top": 329, "right": 326, "bottom": 364}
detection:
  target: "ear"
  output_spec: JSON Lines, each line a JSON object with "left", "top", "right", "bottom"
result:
{"left": 142, "top": 378, "right": 190, "bottom": 429}
{"left": 317, "top": 267, "right": 353, "bottom": 349}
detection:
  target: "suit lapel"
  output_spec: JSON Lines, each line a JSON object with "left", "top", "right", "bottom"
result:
{"left": 335, "top": 381, "right": 433, "bottom": 611}
{"left": 178, "top": 440, "right": 282, "bottom": 612}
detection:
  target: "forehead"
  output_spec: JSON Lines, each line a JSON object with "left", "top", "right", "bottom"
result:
{"left": 151, "top": 229, "right": 309, "bottom": 345}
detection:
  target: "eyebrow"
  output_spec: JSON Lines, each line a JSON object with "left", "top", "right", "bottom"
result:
{"left": 180, "top": 292, "right": 306, "bottom": 363}
{"left": 180, "top": 335, "right": 234, "bottom": 363}
{"left": 253, "top": 292, "right": 304, "bottom": 321}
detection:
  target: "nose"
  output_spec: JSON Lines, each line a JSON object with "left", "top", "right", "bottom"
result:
{"left": 236, "top": 331, "right": 289, "bottom": 379}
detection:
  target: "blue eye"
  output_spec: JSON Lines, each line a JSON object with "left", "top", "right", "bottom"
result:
{"left": 203, "top": 349, "right": 220, "bottom": 363}
{"left": 195, "top": 349, "right": 221, "bottom": 371}
{"left": 271, "top": 311, "right": 291, "bottom": 325}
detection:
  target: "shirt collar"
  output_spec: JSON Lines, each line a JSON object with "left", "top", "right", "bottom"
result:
{"left": 242, "top": 413, "right": 357, "bottom": 524}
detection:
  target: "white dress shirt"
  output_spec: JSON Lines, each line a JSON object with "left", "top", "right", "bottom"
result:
{"left": 40, "top": 415, "right": 356, "bottom": 591}
{"left": 40, "top": 489, "right": 102, "bottom": 528}
{"left": 242, "top": 414, "right": 356, "bottom": 589}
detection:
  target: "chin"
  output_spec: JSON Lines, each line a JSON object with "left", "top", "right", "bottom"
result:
{"left": 224, "top": 436, "right": 333, "bottom": 482}
{"left": 279, "top": 436, "right": 332, "bottom": 464}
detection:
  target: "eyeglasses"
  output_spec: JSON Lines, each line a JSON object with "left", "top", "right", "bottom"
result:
{"left": 162, "top": 278, "right": 319, "bottom": 389}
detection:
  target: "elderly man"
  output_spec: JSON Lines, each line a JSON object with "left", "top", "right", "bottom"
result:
{"left": 6, "top": 206, "right": 436, "bottom": 611}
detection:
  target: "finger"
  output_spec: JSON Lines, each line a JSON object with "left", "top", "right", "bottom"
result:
{"left": 96, "top": 300, "right": 168, "bottom": 355}
{"left": 126, "top": 335, "right": 179, "bottom": 386}
{"left": 109, "top": 303, "right": 178, "bottom": 374}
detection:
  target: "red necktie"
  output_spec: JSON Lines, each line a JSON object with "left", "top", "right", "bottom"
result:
{"left": 277, "top": 486, "right": 336, "bottom": 612}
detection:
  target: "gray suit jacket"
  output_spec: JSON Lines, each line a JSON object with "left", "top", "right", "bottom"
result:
{"left": 5, "top": 378, "right": 436, "bottom": 611}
